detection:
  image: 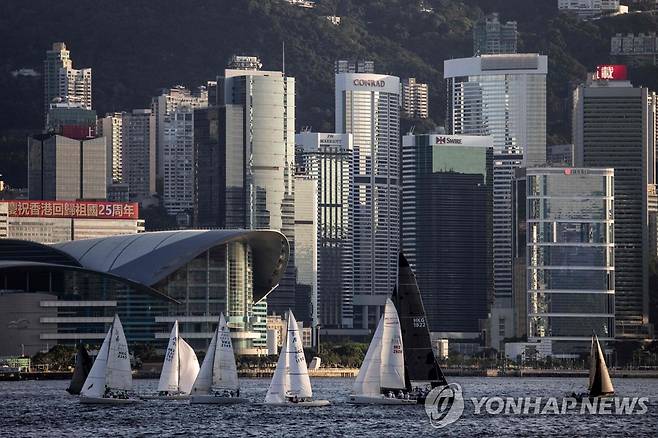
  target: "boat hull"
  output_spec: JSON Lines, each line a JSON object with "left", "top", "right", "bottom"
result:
{"left": 190, "top": 395, "right": 250, "bottom": 405}
{"left": 141, "top": 394, "right": 190, "bottom": 400}
{"left": 266, "top": 400, "right": 331, "bottom": 407}
{"left": 80, "top": 396, "right": 141, "bottom": 405}
{"left": 348, "top": 395, "right": 417, "bottom": 405}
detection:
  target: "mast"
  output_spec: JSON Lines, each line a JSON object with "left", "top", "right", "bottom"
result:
{"left": 177, "top": 326, "right": 181, "bottom": 392}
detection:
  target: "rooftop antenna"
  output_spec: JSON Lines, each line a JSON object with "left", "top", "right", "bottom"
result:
{"left": 282, "top": 40, "right": 286, "bottom": 75}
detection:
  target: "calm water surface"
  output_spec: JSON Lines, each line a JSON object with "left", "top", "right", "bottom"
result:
{"left": 2, "top": 377, "right": 657, "bottom": 437}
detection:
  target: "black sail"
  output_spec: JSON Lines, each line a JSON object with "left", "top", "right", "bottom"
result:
{"left": 66, "top": 344, "right": 93, "bottom": 395}
{"left": 392, "top": 253, "right": 447, "bottom": 388}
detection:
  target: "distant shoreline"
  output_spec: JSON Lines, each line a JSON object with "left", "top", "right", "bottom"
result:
{"left": 3, "top": 367, "right": 658, "bottom": 381}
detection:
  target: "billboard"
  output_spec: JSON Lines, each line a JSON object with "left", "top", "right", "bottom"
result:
{"left": 2, "top": 200, "right": 139, "bottom": 220}
{"left": 595, "top": 65, "right": 628, "bottom": 81}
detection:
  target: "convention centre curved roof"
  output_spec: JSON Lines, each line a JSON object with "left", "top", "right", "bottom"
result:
{"left": 53, "top": 230, "right": 289, "bottom": 300}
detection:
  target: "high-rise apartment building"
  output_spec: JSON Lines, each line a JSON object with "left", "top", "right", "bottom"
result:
{"left": 402, "top": 133, "right": 493, "bottom": 344}
{"left": 573, "top": 71, "right": 656, "bottom": 339}
{"left": 334, "top": 59, "right": 375, "bottom": 74}
{"left": 295, "top": 132, "right": 354, "bottom": 329}
{"left": 473, "top": 13, "right": 518, "bottom": 55}
{"left": 163, "top": 107, "right": 195, "bottom": 223}
{"left": 122, "top": 109, "right": 156, "bottom": 202}
{"left": 335, "top": 73, "right": 400, "bottom": 330}
{"left": 151, "top": 86, "right": 208, "bottom": 190}
{"left": 28, "top": 134, "right": 106, "bottom": 201}
{"left": 227, "top": 55, "right": 263, "bottom": 71}
{"left": 401, "top": 78, "right": 429, "bottom": 119}
{"left": 43, "top": 42, "right": 91, "bottom": 119}
{"left": 98, "top": 112, "right": 124, "bottom": 186}
{"left": 526, "top": 167, "right": 615, "bottom": 357}
{"left": 445, "top": 54, "right": 547, "bottom": 311}
{"left": 558, "top": 0, "right": 624, "bottom": 18}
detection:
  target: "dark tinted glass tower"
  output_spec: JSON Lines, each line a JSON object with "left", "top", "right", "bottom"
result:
{"left": 402, "top": 134, "right": 493, "bottom": 336}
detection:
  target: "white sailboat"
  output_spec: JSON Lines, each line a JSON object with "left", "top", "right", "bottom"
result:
{"left": 265, "top": 310, "right": 330, "bottom": 407}
{"left": 80, "top": 314, "right": 140, "bottom": 404}
{"left": 190, "top": 313, "right": 248, "bottom": 404}
{"left": 349, "top": 298, "right": 415, "bottom": 405}
{"left": 142, "top": 321, "right": 200, "bottom": 400}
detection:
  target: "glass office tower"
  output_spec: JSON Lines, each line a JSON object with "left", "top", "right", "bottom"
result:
{"left": 526, "top": 167, "right": 615, "bottom": 357}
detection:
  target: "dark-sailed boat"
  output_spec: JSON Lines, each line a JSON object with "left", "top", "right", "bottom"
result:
{"left": 66, "top": 344, "right": 93, "bottom": 395}
{"left": 586, "top": 334, "right": 615, "bottom": 399}
{"left": 391, "top": 253, "right": 448, "bottom": 400}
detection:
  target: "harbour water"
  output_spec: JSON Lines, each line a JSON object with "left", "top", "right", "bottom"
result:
{"left": 2, "top": 377, "right": 657, "bottom": 437}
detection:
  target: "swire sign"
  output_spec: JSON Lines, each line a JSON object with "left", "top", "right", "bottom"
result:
{"left": 2, "top": 200, "right": 139, "bottom": 220}
{"left": 435, "top": 136, "right": 463, "bottom": 145}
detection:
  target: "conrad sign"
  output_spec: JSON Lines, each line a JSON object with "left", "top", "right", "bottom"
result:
{"left": 353, "top": 79, "right": 386, "bottom": 87}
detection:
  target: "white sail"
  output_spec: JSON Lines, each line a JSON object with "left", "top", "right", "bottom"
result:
{"left": 80, "top": 327, "right": 112, "bottom": 398}
{"left": 157, "top": 321, "right": 180, "bottom": 393}
{"left": 352, "top": 315, "right": 384, "bottom": 396}
{"left": 191, "top": 326, "right": 217, "bottom": 394}
{"left": 380, "top": 299, "right": 405, "bottom": 390}
{"left": 286, "top": 312, "right": 312, "bottom": 398}
{"left": 105, "top": 315, "right": 132, "bottom": 391}
{"left": 265, "top": 325, "right": 290, "bottom": 404}
{"left": 211, "top": 313, "right": 239, "bottom": 391}
{"left": 178, "top": 338, "right": 200, "bottom": 394}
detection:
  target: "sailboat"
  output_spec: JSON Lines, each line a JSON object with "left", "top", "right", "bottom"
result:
{"left": 80, "top": 314, "right": 140, "bottom": 404}
{"left": 349, "top": 298, "right": 416, "bottom": 405}
{"left": 190, "top": 313, "right": 248, "bottom": 404}
{"left": 392, "top": 253, "right": 448, "bottom": 402}
{"left": 574, "top": 334, "right": 615, "bottom": 401}
{"left": 265, "top": 310, "right": 330, "bottom": 407}
{"left": 67, "top": 343, "right": 93, "bottom": 395}
{"left": 142, "top": 321, "right": 200, "bottom": 400}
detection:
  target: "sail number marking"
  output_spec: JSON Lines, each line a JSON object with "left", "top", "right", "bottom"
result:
{"left": 412, "top": 317, "right": 426, "bottom": 328}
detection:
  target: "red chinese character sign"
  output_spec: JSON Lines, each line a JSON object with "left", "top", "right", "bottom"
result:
{"left": 595, "top": 65, "right": 628, "bottom": 81}
{"left": 1, "top": 201, "right": 139, "bottom": 220}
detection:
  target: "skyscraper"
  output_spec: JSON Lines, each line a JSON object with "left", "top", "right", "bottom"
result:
{"left": 293, "top": 176, "right": 318, "bottom": 326}
{"left": 43, "top": 42, "right": 91, "bottom": 119}
{"left": 573, "top": 70, "right": 656, "bottom": 339}
{"left": 98, "top": 112, "right": 124, "bottom": 186}
{"left": 295, "top": 132, "right": 354, "bottom": 329}
{"left": 335, "top": 73, "right": 400, "bottom": 330}
{"left": 28, "top": 134, "right": 106, "bottom": 201}
{"left": 122, "top": 109, "right": 156, "bottom": 202}
{"left": 473, "top": 13, "right": 518, "bottom": 55}
{"left": 526, "top": 167, "right": 615, "bottom": 357}
{"left": 445, "top": 54, "right": 547, "bottom": 312}
{"left": 402, "top": 133, "right": 493, "bottom": 347}
{"left": 193, "top": 106, "right": 223, "bottom": 228}
{"left": 220, "top": 65, "right": 297, "bottom": 317}
{"left": 163, "top": 106, "right": 195, "bottom": 224}
{"left": 151, "top": 86, "right": 208, "bottom": 191}
{"left": 401, "top": 78, "right": 429, "bottom": 119}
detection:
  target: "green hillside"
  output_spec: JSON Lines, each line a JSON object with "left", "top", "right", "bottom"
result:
{"left": 0, "top": 0, "right": 656, "bottom": 187}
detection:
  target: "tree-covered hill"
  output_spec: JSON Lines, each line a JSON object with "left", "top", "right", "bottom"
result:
{"left": 0, "top": 0, "right": 656, "bottom": 187}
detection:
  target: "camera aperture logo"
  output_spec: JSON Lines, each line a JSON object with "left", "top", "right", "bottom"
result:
{"left": 424, "top": 383, "right": 464, "bottom": 429}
